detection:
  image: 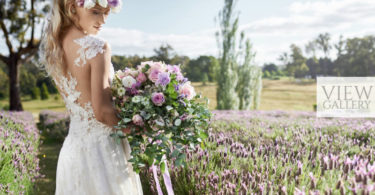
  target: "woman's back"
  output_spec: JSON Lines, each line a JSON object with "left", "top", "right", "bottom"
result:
{"left": 61, "top": 30, "right": 94, "bottom": 108}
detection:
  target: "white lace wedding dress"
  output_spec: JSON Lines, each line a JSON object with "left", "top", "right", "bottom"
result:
{"left": 53, "top": 35, "right": 143, "bottom": 195}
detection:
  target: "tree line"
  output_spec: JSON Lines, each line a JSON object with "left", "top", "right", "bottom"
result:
{"left": 0, "top": 44, "right": 220, "bottom": 101}
{"left": 263, "top": 33, "right": 375, "bottom": 79}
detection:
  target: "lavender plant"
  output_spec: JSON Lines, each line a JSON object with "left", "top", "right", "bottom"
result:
{"left": 0, "top": 111, "right": 42, "bottom": 194}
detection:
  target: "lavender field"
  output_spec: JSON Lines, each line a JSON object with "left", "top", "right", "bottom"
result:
{"left": 141, "top": 110, "right": 375, "bottom": 194}
{"left": 2, "top": 109, "right": 375, "bottom": 194}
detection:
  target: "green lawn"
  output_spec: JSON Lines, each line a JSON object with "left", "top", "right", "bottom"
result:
{"left": 192, "top": 77, "right": 316, "bottom": 111}
{"left": 31, "top": 137, "right": 63, "bottom": 195}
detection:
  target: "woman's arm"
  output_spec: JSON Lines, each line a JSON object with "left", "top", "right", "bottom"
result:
{"left": 89, "top": 43, "right": 131, "bottom": 133}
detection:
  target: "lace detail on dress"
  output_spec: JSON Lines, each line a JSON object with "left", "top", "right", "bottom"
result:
{"left": 52, "top": 35, "right": 113, "bottom": 140}
{"left": 53, "top": 72, "right": 113, "bottom": 140}
{"left": 73, "top": 35, "right": 106, "bottom": 67}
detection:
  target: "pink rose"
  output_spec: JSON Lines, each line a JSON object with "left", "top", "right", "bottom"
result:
{"left": 179, "top": 81, "right": 196, "bottom": 100}
{"left": 132, "top": 114, "right": 144, "bottom": 126}
{"left": 148, "top": 68, "right": 162, "bottom": 83}
{"left": 151, "top": 92, "right": 165, "bottom": 106}
{"left": 137, "top": 72, "right": 147, "bottom": 83}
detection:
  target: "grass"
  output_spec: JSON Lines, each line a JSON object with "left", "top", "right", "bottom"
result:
{"left": 192, "top": 77, "right": 316, "bottom": 111}
{"left": 31, "top": 136, "right": 63, "bottom": 195}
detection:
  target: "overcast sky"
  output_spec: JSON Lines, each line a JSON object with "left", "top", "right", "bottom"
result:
{"left": 2, "top": 0, "right": 375, "bottom": 66}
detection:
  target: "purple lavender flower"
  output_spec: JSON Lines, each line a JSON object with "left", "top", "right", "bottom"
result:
{"left": 156, "top": 72, "right": 171, "bottom": 86}
{"left": 151, "top": 92, "right": 165, "bottom": 106}
{"left": 174, "top": 84, "right": 180, "bottom": 91}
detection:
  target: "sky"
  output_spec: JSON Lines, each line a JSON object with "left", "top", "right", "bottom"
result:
{"left": 96, "top": 0, "right": 375, "bottom": 66}
{"left": 2, "top": 0, "right": 375, "bottom": 66}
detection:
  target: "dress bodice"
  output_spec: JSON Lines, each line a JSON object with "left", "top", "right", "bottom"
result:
{"left": 53, "top": 35, "right": 115, "bottom": 139}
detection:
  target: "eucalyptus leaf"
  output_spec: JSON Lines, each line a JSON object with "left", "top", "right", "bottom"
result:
{"left": 122, "top": 118, "right": 132, "bottom": 123}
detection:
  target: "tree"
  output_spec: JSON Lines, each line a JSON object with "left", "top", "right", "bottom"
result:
{"left": 335, "top": 36, "right": 375, "bottom": 76}
{"left": 202, "top": 73, "right": 208, "bottom": 86}
{"left": 305, "top": 41, "right": 317, "bottom": 58}
{"left": 315, "top": 33, "right": 332, "bottom": 76}
{"left": 237, "top": 39, "right": 262, "bottom": 110}
{"left": 285, "top": 44, "right": 308, "bottom": 78}
{"left": 0, "top": 0, "right": 48, "bottom": 110}
{"left": 31, "top": 87, "right": 40, "bottom": 100}
{"left": 216, "top": 0, "right": 262, "bottom": 110}
{"left": 215, "top": 0, "right": 240, "bottom": 110}
{"left": 262, "top": 63, "right": 278, "bottom": 75}
{"left": 183, "top": 55, "right": 218, "bottom": 82}
{"left": 152, "top": 43, "right": 175, "bottom": 64}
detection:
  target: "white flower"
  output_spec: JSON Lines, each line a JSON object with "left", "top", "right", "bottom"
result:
{"left": 117, "top": 87, "right": 125, "bottom": 96}
{"left": 84, "top": 0, "right": 96, "bottom": 9}
{"left": 97, "top": 0, "right": 108, "bottom": 7}
{"left": 122, "top": 76, "right": 136, "bottom": 88}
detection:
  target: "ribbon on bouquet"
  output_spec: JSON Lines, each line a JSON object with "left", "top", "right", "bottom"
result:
{"left": 151, "top": 158, "right": 174, "bottom": 195}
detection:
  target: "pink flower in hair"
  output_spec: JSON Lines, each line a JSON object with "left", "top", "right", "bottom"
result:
{"left": 76, "top": 0, "right": 85, "bottom": 7}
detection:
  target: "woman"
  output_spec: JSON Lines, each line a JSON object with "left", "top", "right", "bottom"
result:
{"left": 38, "top": 0, "right": 144, "bottom": 194}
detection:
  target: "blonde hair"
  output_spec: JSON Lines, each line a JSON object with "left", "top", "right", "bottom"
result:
{"left": 39, "top": 0, "right": 81, "bottom": 78}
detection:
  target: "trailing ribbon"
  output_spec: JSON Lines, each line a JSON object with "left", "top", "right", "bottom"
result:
{"left": 151, "top": 159, "right": 174, "bottom": 195}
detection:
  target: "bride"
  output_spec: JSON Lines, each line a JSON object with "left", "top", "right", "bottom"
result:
{"left": 38, "top": 0, "right": 144, "bottom": 194}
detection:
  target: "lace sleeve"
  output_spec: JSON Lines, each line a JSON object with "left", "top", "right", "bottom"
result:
{"left": 73, "top": 35, "right": 106, "bottom": 67}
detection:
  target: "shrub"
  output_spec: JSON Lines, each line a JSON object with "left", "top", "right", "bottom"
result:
{"left": 0, "top": 111, "right": 42, "bottom": 194}
{"left": 31, "top": 87, "right": 40, "bottom": 100}
{"left": 40, "top": 83, "right": 49, "bottom": 100}
{"left": 38, "top": 110, "right": 69, "bottom": 141}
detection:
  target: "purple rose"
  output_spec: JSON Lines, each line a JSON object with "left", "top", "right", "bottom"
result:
{"left": 167, "top": 65, "right": 181, "bottom": 73}
{"left": 108, "top": 0, "right": 119, "bottom": 7}
{"left": 151, "top": 92, "right": 165, "bottom": 106}
{"left": 176, "top": 73, "right": 185, "bottom": 82}
{"left": 156, "top": 72, "right": 170, "bottom": 86}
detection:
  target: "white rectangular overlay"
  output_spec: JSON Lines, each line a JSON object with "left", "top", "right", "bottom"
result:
{"left": 317, "top": 77, "right": 375, "bottom": 118}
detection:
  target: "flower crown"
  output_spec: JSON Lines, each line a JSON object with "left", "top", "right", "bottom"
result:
{"left": 76, "top": 0, "right": 122, "bottom": 13}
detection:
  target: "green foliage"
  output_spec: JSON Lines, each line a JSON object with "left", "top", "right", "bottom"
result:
{"left": 40, "top": 83, "right": 49, "bottom": 100}
{"left": 202, "top": 73, "right": 208, "bottom": 86}
{"left": 263, "top": 70, "right": 271, "bottom": 78}
{"left": 0, "top": 68, "right": 8, "bottom": 99}
{"left": 280, "top": 33, "right": 375, "bottom": 78}
{"left": 20, "top": 67, "right": 37, "bottom": 96}
{"left": 184, "top": 56, "right": 219, "bottom": 82}
{"left": 31, "top": 87, "right": 40, "bottom": 100}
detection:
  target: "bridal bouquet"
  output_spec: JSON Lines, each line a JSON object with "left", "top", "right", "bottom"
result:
{"left": 109, "top": 61, "right": 212, "bottom": 174}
